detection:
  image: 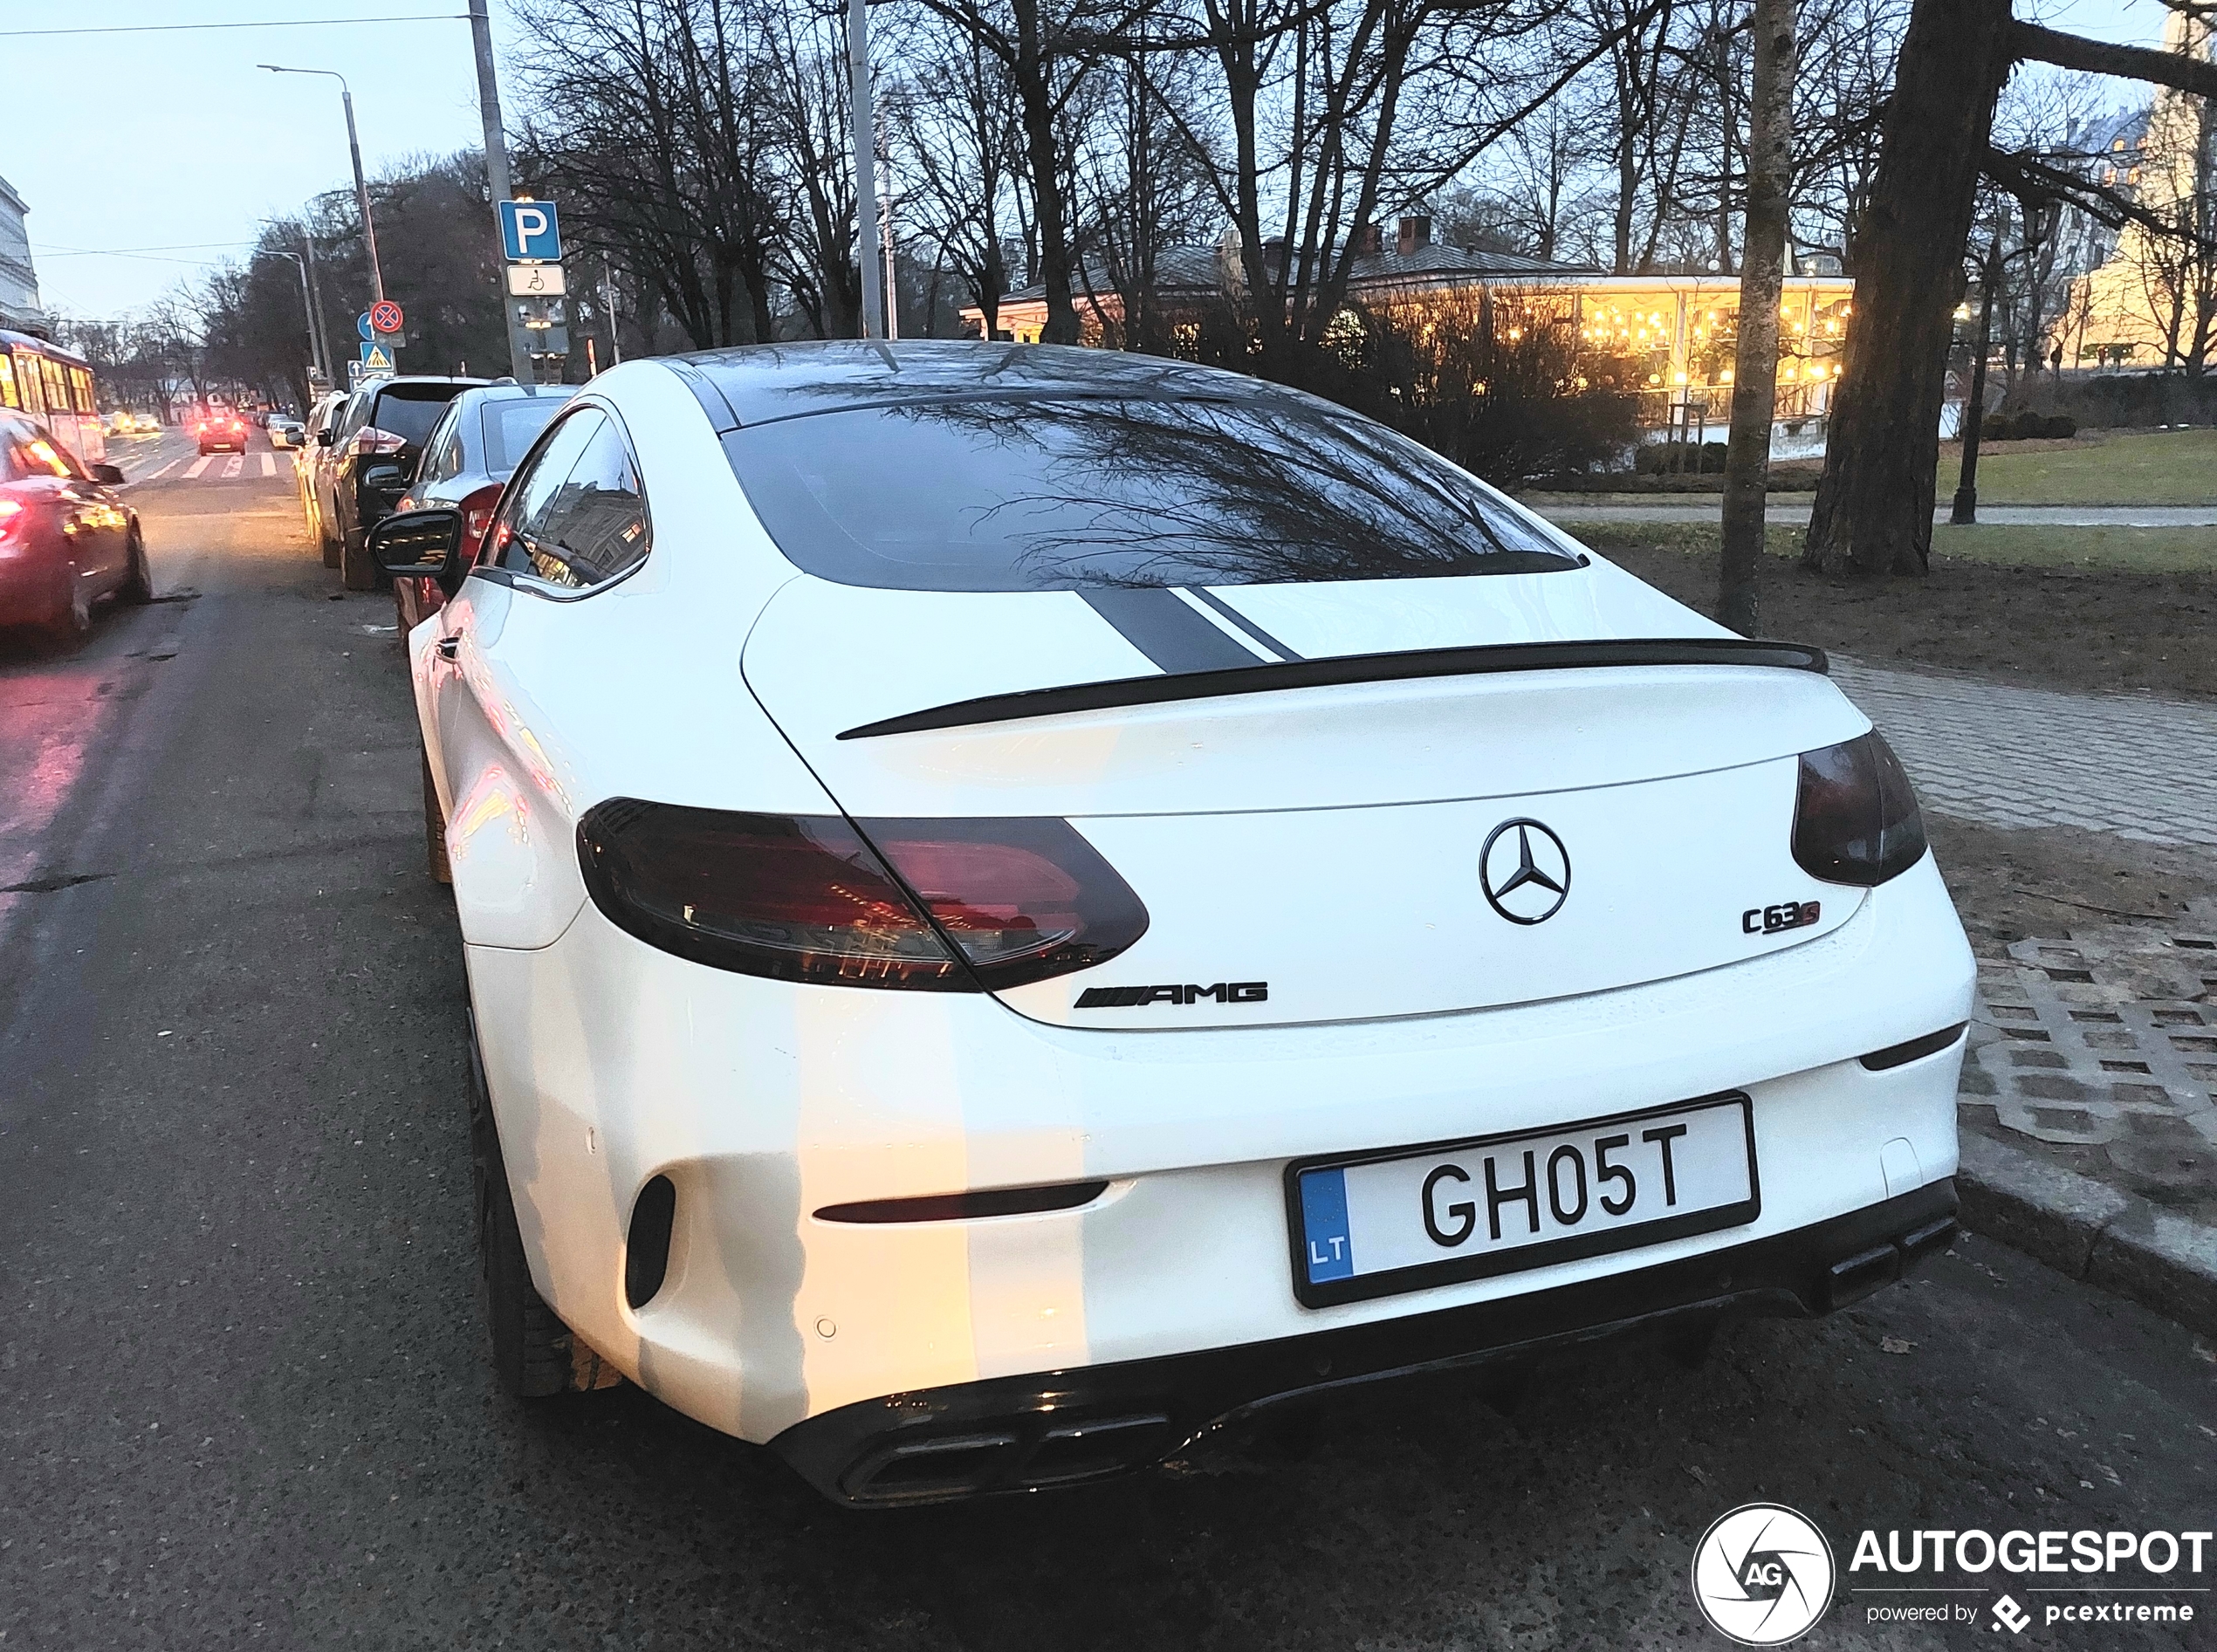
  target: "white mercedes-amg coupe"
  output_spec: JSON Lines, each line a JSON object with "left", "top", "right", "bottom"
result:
{"left": 372, "top": 341, "right": 1972, "bottom": 1507}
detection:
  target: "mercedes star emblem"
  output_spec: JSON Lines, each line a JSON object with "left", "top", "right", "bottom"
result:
{"left": 1479, "top": 818, "right": 1572, "bottom": 925}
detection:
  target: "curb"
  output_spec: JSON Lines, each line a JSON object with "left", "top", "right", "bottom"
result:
{"left": 1956, "top": 1131, "right": 2217, "bottom": 1339}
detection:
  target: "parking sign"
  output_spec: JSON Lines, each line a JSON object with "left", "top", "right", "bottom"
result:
{"left": 498, "top": 199, "right": 562, "bottom": 262}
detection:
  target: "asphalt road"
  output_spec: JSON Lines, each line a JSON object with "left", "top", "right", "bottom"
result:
{"left": 1, "top": 453, "right": 2213, "bottom": 1649}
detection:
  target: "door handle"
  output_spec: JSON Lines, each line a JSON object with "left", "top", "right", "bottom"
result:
{"left": 436, "top": 635, "right": 461, "bottom": 662}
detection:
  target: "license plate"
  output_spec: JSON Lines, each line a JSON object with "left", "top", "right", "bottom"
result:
{"left": 1287, "top": 1094, "right": 1760, "bottom": 1307}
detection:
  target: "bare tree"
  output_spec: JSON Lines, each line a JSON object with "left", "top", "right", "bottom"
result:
{"left": 516, "top": 0, "right": 790, "bottom": 347}
{"left": 1805, "top": 0, "right": 2217, "bottom": 577}
{"left": 888, "top": 15, "right": 1028, "bottom": 337}
{"left": 1716, "top": 0, "right": 1793, "bottom": 632}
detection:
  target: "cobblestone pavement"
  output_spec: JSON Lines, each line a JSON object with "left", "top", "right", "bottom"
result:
{"left": 1961, "top": 911, "right": 2217, "bottom": 1224}
{"left": 1829, "top": 658, "right": 2217, "bottom": 1232}
{"left": 1830, "top": 658, "right": 2217, "bottom": 848}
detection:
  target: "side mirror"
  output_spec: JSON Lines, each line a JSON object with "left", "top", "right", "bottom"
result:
{"left": 316, "top": 428, "right": 336, "bottom": 447}
{"left": 370, "top": 507, "right": 469, "bottom": 597}
{"left": 89, "top": 462, "right": 126, "bottom": 485}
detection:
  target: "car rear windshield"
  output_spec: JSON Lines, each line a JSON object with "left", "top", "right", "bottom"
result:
{"left": 719, "top": 396, "right": 1581, "bottom": 591}
{"left": 370, "top": 386, "right": 470, "bottom": 449}
{"left": 482, "top": 394, "right": 572, "bottom": 474}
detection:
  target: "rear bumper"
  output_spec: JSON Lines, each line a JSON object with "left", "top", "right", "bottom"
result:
{"left": 463, "top": 854, "right": 1973, "bottom": 1471}
{"left": 771, "top": 1182, "right": 1958, "bottom": 1506}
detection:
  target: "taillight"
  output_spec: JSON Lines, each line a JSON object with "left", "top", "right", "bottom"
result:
{"left": 863, "top": 817, "right": 1150, "bottom": 985}
{"left": 576, "top": 802, "right": 1149, "bottom": 991}
{"left": 0, "top": 495, "right": 24, "bottom": 546}
{"left": 1791, "top": 732, "right": 1926, "bottom": 887}
{"left": 351, "top": 426, "right": 407, "bottom": 457}
{"left": 459, "top": 482, "right": 504, "bottom": 555}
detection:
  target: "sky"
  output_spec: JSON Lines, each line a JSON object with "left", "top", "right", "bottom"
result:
{"left": 6, "top": 2, "right": 534, "bottom": 322}
{"left": 0, "top": 0, "right": 2182, "bottom": 324}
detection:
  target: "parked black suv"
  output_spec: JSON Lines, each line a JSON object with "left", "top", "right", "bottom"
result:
{"left": 313, "top": 375, "right": 485, "bottom": 589}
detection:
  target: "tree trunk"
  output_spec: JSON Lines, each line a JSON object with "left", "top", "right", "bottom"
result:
{"left": 1011, "top": 0, "right": 1080, "bottom": 346}
{"left": 1802, "top": 0, "right": 2016, "bottom": 577}
{"left": 1716, "top": 0, "right": 1794, "bottom": 634}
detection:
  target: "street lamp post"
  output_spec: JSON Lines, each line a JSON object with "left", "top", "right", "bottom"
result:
{"left": 464, "top": 0, "right": 539, "bottom": 383}
{"left": 299, "top": 233, "right": 333, "bottom": 387}
{"left": 253, "top": 249, "right": 325, "bottom": 385}
{"left": 848, "top": 0, "right": 882, "bottom": 339}
{"left": 259, "top": 65, "right": 386, "bottom": 306}
{"left": 1950, "top": 239, "right": 2001, "bottom": 526}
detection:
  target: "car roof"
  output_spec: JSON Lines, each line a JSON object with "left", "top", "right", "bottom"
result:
{"left": 455, "top": 380, "right": 579, "bottom": 406}
{"left": 667, "top": 339, "right": 1309, "bottom": 433}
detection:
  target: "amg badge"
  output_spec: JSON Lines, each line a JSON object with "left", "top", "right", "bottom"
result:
{"left": 1743, "top": 900, "right": 1821, "bottom": 936}
{"left": 1074, "top": 982, "right": 1269, "bottom": 1009}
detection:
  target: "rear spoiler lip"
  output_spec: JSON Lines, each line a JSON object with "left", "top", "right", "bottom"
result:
{"left": 835, "top": 637, "right": 1829, "bottom": 741}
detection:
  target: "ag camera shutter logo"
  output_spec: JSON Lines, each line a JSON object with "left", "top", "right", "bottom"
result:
{"left": 1692, "top": 1503, "right": 1836, "bottom": 1645}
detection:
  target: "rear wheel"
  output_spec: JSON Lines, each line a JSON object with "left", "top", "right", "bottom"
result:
{"left": 317, "top": 503, "right": 341, "bottom": 569}
{"left": 45, "top": 566, "right": 92, "bottom": 647}
{"left": 340, "top": 525, "right": 379, "bottom": 592}
{"left": 467, "top": 1018, "right": 573, "bottom": 1399}
{"left": 118, "top": 531, "right": 153, "bottom": 605}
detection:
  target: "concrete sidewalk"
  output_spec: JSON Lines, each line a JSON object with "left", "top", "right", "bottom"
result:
{"left": 1832, "top": 658, "right": 2217, "bottom": 849}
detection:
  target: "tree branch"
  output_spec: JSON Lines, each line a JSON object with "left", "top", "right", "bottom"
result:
{"left": 2010, "top": 21, "right": 2217, "bottom": 99}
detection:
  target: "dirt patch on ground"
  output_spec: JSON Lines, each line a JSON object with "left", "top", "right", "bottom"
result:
{"left": 1925, "top": 815, "right": 2217, "bottom": 953}
{"left": 1602, "top": 541, "right": 2217, "bottom": 703}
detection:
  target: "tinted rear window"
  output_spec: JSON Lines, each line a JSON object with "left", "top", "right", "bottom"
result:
{"left": 371, "top": 386, "right": 471, "bottom": 449}
{"left": 482, "top": 393, "right": 573, "bottom": 473}
{"left": 720, "top": 397, "right": 1579, "bottom": 591}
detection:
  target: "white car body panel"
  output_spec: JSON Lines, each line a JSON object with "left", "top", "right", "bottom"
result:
{"left": 406, "top": 346, "right": 1975, "bottom": 1491}
{"left": 466, "top": 854, "right": 1967, "bottom": 1443}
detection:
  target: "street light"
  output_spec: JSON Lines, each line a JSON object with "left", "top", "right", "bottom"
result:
{"left": 259, "top": 65, "right": 385, "bottom": 305}
{"left": 251, "top": 248, "right": 326, "bottom": 385}
{"left": 848, "top": 0, "right": 882, "bottom": 339}
{"left": 463, "top": 0, "right": 538, "bottom": 383}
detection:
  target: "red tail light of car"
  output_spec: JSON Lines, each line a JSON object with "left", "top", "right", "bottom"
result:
{"left": 576, "top": 802, "right": 1149, "bottom": 991}
{"left": 0, "top": 494, "right": 25, "bottom": 551}
{"left": 458, "top": 483, "right": 504, "bottom": 556}
{"left": 349, "top": 426, "right": 407, "bottom": 458}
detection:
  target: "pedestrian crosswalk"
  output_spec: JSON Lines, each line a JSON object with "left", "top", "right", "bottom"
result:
{"left": 146, "top": 451, "right": 285, "bottom": 483}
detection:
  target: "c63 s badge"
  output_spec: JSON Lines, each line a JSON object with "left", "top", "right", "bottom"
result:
{"left": 1744, "top": 900, "right": 1822, "bottom": 936}
{"left": 1074, "top": 982, "right": 1268, "bottom": 1009}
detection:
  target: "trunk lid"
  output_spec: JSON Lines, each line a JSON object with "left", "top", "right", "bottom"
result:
{"left": 739, "top": 565, "right": 1870, "bottom": 1027}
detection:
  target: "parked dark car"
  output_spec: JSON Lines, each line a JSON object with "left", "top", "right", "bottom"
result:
{"left": 389, "top": 380, "right": 577, "bottom": 631}
{"left": 312, "top": 375, "right": 484, "bottom": 590}
{"left": 0, "top": 410, "right": 148, "bottom": 644}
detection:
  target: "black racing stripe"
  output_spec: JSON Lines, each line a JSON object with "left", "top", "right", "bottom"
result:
{"left": 1184, "top": 586, "right": 1303, "bottom": 661}
{"left": 1078, "top": 587, "right": 1266, "bottom": 673}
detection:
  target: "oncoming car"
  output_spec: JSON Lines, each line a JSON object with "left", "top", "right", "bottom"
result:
{"left": 193, "top": 408, "right": 249, "bottom": 455}
{"left": 373, "top": 342, "right": 1973, "bottom": 1509}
